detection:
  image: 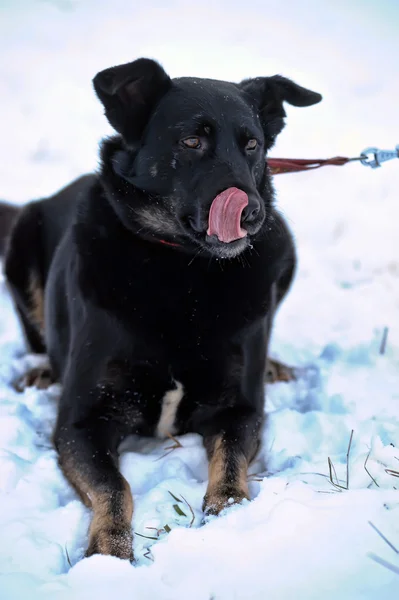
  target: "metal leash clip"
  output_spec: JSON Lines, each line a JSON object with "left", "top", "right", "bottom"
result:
{"left": 360, "top": 145, "right": 399, "bottom": 169}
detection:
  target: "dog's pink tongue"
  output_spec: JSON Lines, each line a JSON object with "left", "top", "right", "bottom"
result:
{"left": 207, "top": 187, "right": 248, "bottom": 243}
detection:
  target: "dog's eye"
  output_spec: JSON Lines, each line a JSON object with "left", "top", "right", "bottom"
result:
{"left": 245, "top": 139, "right": 258, "bottom": 151}
{"left": 182, "top": 137, "right": 201, "bottom": 149}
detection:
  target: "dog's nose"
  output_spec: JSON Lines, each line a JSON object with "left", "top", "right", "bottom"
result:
{"left": 241, "top": 197, "right": 260, "bottom": 225}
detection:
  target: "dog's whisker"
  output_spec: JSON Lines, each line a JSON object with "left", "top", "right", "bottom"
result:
{"left": 187, "top": 246, "right": 205, "bottom": 266}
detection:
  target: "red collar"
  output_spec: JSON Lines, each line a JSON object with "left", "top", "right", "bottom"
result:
{"left": 158, "top": 238, "right": 181, "bottom": 248}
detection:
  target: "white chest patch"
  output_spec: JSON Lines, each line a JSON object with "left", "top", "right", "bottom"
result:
{"left": 156, "top": 380, "right": 184, "bottom": 439}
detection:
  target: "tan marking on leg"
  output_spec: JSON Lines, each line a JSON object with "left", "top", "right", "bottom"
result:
{"left": 28, "top": 272, "right": 45, "bottom": 335}
{"left": 237, "top": 454, "right": 250, "bottom": 492}
{"left": 156, "top": 380, "right": 184, "bottom": 439}
{"left": 206, "top": 436, "right": 225, "bottom": 497}
{"left": 203, "top": 436, "right": 249, "bottom": 516}
{"left": 87, "top": 478, "right": 133, "bottom": 560}
{"left": 60, "top": 452, "right": 95, "bottom": 509}
{"left": 60, "top": 453, "right": 133, "bottom": 561}
{"left": 266, "top": 358, "right": 296, "bottom": 383}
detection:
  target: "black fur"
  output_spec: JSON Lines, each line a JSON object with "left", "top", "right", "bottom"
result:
{"left": 2, "top": 58, "right": 321, "bottom": 561}
{"left": 0, "top": 202, "right": 19, "bottom": 256}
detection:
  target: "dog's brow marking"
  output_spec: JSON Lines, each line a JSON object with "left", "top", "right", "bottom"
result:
{"left": 156, "top": 380, "right": 184, "bottom": 439}
{"left": 149, "top": 163, "right": 158, "bottom": 177}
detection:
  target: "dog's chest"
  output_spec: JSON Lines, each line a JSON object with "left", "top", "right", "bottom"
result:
{"left": 102, "top": 370, "right": 202, "bottom": 438}
{"left": 103, "top": 249, "right": 274, "bottom": 348}
{"left": 84, "top": 238, "right": 275, "bottom": 436}
{"left": 99, "top": 341, "right": 243, "bottom": 439}
{"left": 155, "top": 380, "right": 184, "bottom": 438}
{"left": 79, "top": 221, "right": 276, "bottom": 342}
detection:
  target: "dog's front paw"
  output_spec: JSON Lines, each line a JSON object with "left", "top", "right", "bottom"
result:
{"left": 14, "top": 365, "right": 56, "bottom": 392}
{"left": 86, "top": 526, "right": 134, "bottom": 562}
{"left": 265, "top": 359, "right": 296, "bottom": 383}
{"left": 202, "top": 487, "right": 249, "bottom": 519}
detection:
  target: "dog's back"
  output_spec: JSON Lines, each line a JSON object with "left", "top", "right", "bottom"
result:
{"left": 1, "top": 174, "right": 96, "bottom": 352}
{"left": 0, "top": 202, "right": 19, "bottom": 256}
{"left": 33, "top": 174, "right": 96, "bottom": 274}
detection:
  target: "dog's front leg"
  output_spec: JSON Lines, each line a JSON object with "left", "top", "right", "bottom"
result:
{"left": 202, "top": 409, "right": 263, "bottom": 517}
{"left": 54, "top": 416, "right": 133, "bottom": 561}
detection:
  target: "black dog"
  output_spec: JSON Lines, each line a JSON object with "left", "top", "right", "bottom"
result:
{"left": 0, "top": 202, "right": 19, "bottom": 256}
{"left": 2, "top": 58, "right": 321, "bottom": 561}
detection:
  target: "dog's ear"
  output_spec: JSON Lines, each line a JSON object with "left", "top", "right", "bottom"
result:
{"left": 239, "top": 75, "right": 322, "bottom": 145}
{"left": 93, "top": 58, "right": 172, "bottom": 144}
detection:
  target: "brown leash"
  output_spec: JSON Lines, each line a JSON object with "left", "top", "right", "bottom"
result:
{"left": 145, "top": 144, "right": 399, "bottom": 248}
{"left": 268, "top": 145, "right": 399, "bottom": 175}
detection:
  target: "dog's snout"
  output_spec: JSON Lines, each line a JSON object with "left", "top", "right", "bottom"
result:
{"left": 241, "top": 197, "right": 260, "bottom": 225}
{"left": 188, "top": 215, "right": 204, "bottom": 233}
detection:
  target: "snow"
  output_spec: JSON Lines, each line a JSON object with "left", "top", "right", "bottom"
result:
{"left": 1, "top": 0, "right": 399, "bottom": 598}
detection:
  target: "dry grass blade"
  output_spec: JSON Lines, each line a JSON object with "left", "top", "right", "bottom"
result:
{"left": 379, "top": 326, "right": 389, "bottom": 355}
{"left": 168, "top": 490, "right": 183, "bottom": 503}
{"left": 328, "top": 457, "right": 344, "bottom": 491}
{"left": 168, "top": 491, "right": 194, "bottom": 526}
{"left": 346, "top": 430, "right": 354, "bottom": 489}
{"left": 143, "top": 548, "right": 154, "bottom": 562}
{"left": 181, "top": 494, "right": 195, "bottom": 527}
{"left": 302, "top": 470, "right": 341, "bottom": 491}
{"left": 65, "top": 544, "right": 72, "bottom": 568}
{"left": 386, "top": 469, "right": 399, "bottom": 478}
{"left": 328, "top": 456, "right": 337, "bottom": 484}
{"left": 369, "top": 521, "right": 399, "bottom": 554}
{"left": 299, "top": 471, "right": 331, "bottom": 479}
{"left": 327, "top": 430, "right": 354, "bottom": 491}
{"left": 146, "top": 524, "right": 172, "bottom": 535}
{"left": 166, "top": 432, "right": 183, "bottom": 447}
{"left": 364, "top": 450, "right": 379, "bottom": 487}
{"left": 154, "top": 448, "right": 175, "bottom": 461}
{"left": 155, "top": 433, "right": 183, "bottom": 461}
{"left": 368, "top": 553, "right": 399, "bottom": 575}
{"left": 134, "top": 531, "right": 158, "bottom": 540}
{"left": 248, "top": 472, "right": 264, "bottom": 482}
{"left": 173, "top": 503, "right": 187, "bottom": 517}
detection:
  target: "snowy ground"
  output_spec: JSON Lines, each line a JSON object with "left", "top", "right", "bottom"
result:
{"left": 1, "top": 1, "right": 399, "bottom": 598}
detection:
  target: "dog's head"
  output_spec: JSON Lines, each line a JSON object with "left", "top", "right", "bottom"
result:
{"left": 94, "top": 58, "right": 321, "bottom": 258}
